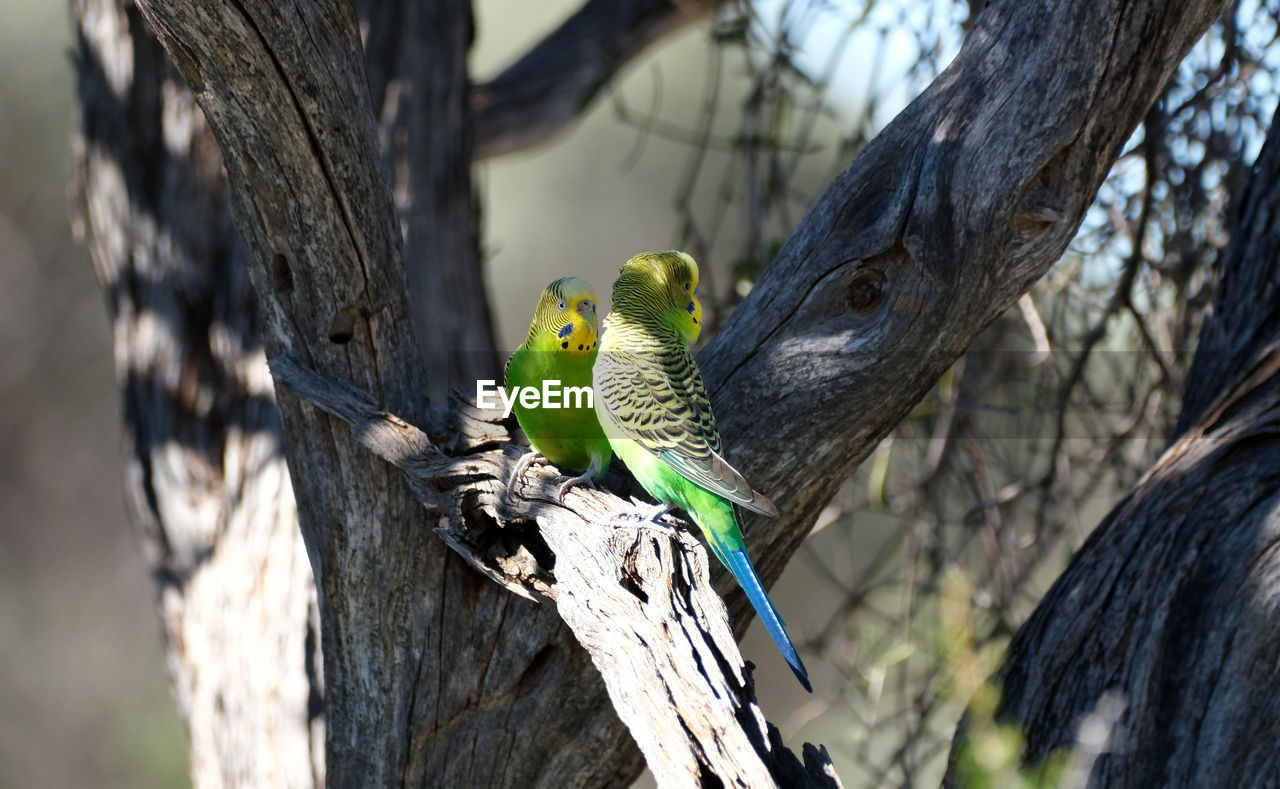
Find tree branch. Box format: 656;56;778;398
122;0;1232;784
1175;111;1280;437
268;355;841;788
358;0;500;405
129;2;481;786
693;0;1232;631
472;0;723;159
954;94;1280;789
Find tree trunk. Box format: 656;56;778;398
952;104;1280;788
73;0;724;784
359;0;498;409
71;3;320;786
74;0;1237;785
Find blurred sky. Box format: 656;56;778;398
0;1;907;785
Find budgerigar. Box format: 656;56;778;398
593;251;811;692
506;277;613;500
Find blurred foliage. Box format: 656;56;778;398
941;568;1068;789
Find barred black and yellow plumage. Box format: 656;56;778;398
594;250;810;692
595;253;778;516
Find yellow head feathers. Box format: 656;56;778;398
611;251;703;344
527;276;600;354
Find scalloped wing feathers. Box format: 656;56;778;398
594;331;778;517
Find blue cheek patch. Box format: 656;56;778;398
686;302;696;313
558;322;574;339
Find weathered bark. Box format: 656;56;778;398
127;1;646;786
73;0;712;784
695;0;1231;629
78;0;1236;785
269;356;842;788
71;3;320;787
360;0;498;408
959;105;1280;787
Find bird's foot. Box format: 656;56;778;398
556;472;599;502
615;500;678;537
507;450;548;496
634;500;672;526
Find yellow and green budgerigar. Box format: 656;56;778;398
506;277;613;501
593;251;811;692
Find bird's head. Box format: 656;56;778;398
612;251;703;344
531;276;599;355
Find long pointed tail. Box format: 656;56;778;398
720;546;812;693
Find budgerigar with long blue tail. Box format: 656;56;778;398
593;250;811;692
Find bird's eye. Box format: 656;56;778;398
684;282;690;291
557;300;567;311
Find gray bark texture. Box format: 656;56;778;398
958;104;1280;788
71;2;321;786
267;356;842;788
70;0;1246;785
358;0;497;410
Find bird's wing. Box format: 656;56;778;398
595;344;778;517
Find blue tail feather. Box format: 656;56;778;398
722;547;812;693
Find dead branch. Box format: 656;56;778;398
268;355;841;788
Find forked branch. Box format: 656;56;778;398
269;355;840;788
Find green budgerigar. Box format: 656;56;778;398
594;251;812;692
506;277;613;500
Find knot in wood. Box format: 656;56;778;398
847;269;886;315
